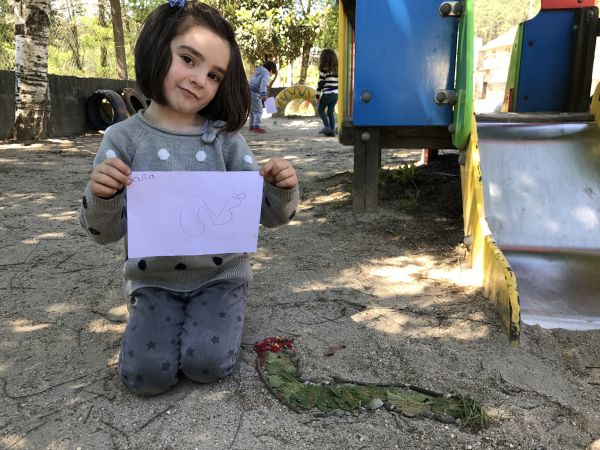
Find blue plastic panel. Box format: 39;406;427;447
353;0;457;126
516;10;575;112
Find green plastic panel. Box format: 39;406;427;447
503;24;524;112
452;0;474;150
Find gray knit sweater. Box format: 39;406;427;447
79;112;299;295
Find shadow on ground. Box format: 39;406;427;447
1;117;599;449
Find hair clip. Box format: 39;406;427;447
168;0;185;7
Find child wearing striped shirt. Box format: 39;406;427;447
315;49;338;137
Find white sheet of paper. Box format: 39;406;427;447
264;96;277;114
126;171;263;258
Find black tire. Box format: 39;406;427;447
121;87;148;115
86;89;129;131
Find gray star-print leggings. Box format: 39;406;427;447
117;279;247;395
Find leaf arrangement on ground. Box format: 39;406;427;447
256;351;488;431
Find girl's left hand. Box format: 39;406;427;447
260;157;298;189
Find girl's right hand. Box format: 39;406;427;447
90;158;132;199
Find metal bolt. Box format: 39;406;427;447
446;91;458;105
439;2;452;16
435;90;457;105
360;91;372;103
435;91;447;103
448;123;456;133
361;132;371;142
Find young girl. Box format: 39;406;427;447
79;1;299;395
315;49;339;137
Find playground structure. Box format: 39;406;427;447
273;85;319;117
338;0;600;343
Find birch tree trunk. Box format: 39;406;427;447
13;0;51;141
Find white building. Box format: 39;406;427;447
474;27;517;112
475;25;600;112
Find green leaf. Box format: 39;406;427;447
260;351;487;430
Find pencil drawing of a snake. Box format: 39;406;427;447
180;193;246;237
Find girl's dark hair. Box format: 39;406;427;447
263;61;277;75
135;1;249;132
318;48;338;76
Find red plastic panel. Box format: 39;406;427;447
541;0;594;9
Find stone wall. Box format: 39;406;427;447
0;71;288;140
0;70;138;139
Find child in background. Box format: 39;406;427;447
315;49;339;137
79;1;299;395
248;61;277;133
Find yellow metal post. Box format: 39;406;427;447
461;115;521;343
337;0;348;129
591;82;600;126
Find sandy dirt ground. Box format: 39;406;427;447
1;115;600;450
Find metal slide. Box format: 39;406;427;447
477;122;600;330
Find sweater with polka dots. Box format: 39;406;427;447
80;111;299;295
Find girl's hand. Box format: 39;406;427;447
90;158;132;198
260;157;298;189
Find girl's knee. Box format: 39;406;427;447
118;359;178;396
180;353;236;383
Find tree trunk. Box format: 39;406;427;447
297;0;313;85
13;0;52;141
298;42;311;85
67;23;83;71
98;0;108;68
109;0;127;79
66;0;83;71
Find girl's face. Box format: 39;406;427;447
162;25;231;118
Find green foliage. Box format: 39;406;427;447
122;0;163;26
380;162;417;186
379;163;421;208
314;0;337;50
474;0;540;44
0;0;14;70
262;351;488;430
46;0;147;78
213;0;324;68
6;0;597;79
